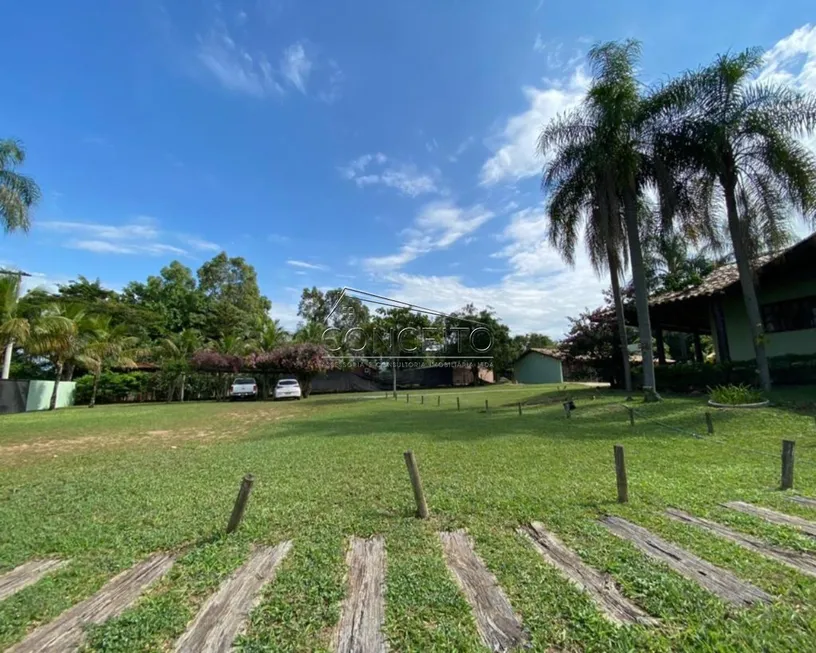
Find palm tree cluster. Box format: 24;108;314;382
540;41;816;394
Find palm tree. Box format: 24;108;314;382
0;275;29;379
539;135;634;393
541;40;670;398
78;316;142;408
258;318;289;351
294;321;325;344
156;328;202;402
26;304;90;410
1;139;41;233
655;49;816;390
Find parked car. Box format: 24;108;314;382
274;378;302;400
230;377;258;401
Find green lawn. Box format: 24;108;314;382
2;384;816;652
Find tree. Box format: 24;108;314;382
155;328;202;402
0;139;41;233
439;305;513;383
539;80;635;394
26;304;91;410
654;48;816;390
197;253;271;339
122;261;204;337
78;316;142;408
0;274;29;379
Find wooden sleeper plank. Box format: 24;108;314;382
9;553;175;653
0;559;68;603
723;501;816;537
600;515;770;607
439;530;528;652
789;496;816;509
333;536;387;653
174;541;292;653
666;508;816;578
519;522;657;626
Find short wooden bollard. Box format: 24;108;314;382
485;399;489;412
226;474;255;534
627;407;635;426
457;397;460;411
404;451;429;519
781;440;795;490
705;412;714;435
518;402;522;416
406;393;409;403
421;395;424;405
437;395;441;406
614;445;628;503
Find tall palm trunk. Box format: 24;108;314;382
49;361;64;410
180;373;186;402
622;190;659;399
89;370;100;408
2;341;14;379
722;177;772;391
607;246;632;393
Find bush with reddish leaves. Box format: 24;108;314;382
261;343;332;396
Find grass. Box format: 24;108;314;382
1;383;816;652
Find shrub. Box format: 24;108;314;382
74;371;153;405
708;383;765;405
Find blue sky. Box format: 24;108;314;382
1;1;814;336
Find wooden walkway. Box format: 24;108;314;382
724;502;816;537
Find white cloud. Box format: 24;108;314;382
448;136;475;163
287;259;328;271
281;42;312;93
533;34;548;53
196;24;283;97
184;237;221;252
340;153;442;197
317;59;344;104
269;302;300;331
758;24;816;153
38;218;212;258
69;240;188;256
375;203;606;337
39;219;159;241
363;201;494;271
480;66;589;185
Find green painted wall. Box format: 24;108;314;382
514;352;563;384
722;278;816;361
25;381;76;411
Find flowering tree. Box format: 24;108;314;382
190;350;243;373
262;343;331;397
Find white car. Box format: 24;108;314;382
274;378;302;400
229;377;258;401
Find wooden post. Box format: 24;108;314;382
563;402;571;418
437;395;441;406
705;412;714;435
404;451;429;519
781;440;795;490
226;474;255;534
518;402;522;416
421;395;424;405
655;328;667;365
406;393;409;403
457;397;460;411
614;445;628;503
627;406;634;426
485;399;489;413
693;331;704;363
